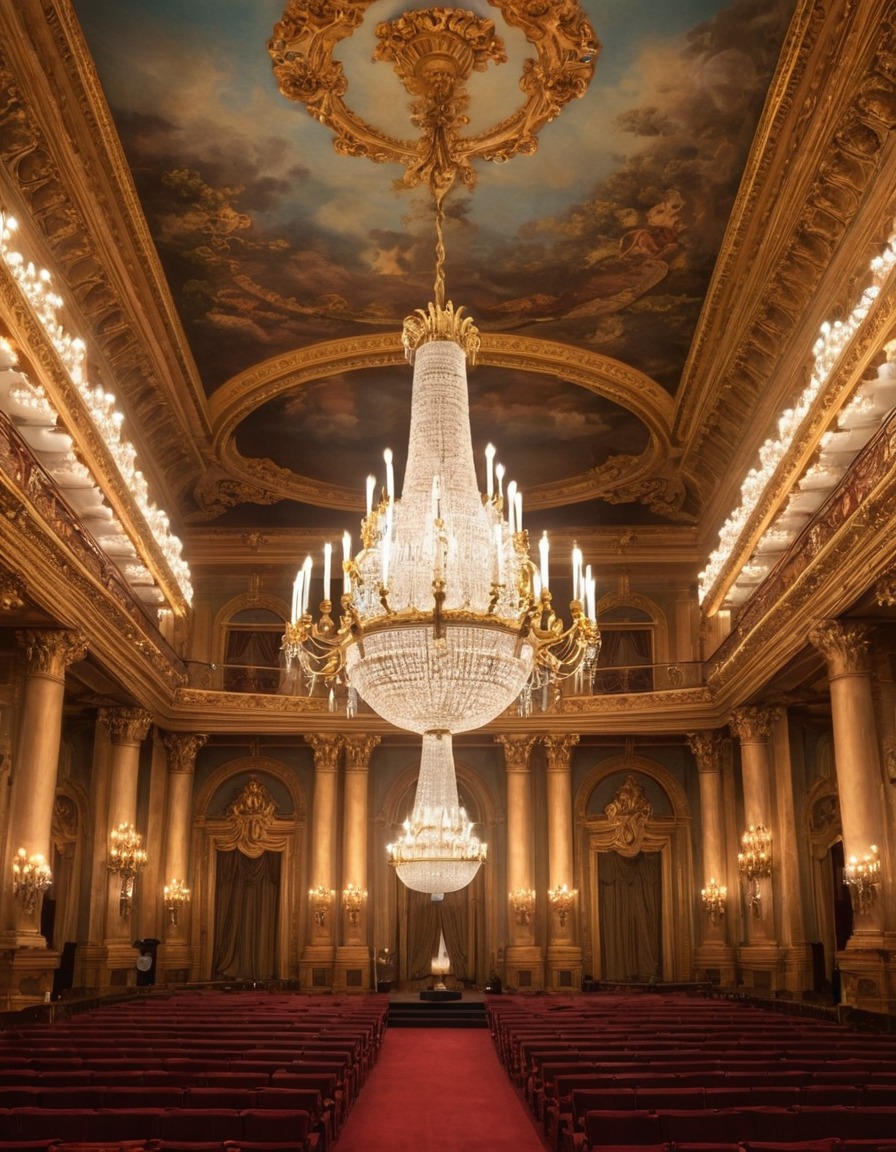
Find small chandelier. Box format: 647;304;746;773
343;883;367;925
509;887;536;926
12;848;52;915
163;878;190;926
548;883;577;927
387;731;486;901
107;822;147;918
701;877;727;925
309;883;334;927
843;844;880;914
737;823;772;915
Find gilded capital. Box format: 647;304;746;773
729;706;779;743
808;619;873;677
543;733;580;771
687;730;725;772
496;734;537;772
161;731;208;774
17;629;88;678
305;733;343;772
99;707;153;746
343;734;381;770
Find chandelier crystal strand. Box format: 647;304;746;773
386;730;487;899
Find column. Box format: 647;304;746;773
687;730;735;986
497;735;542;991
768;708;814;994
543;733;581;992
809;621;889;1008
729;706;782;989
301;734;342;991
100;707;153;981
0;630;86;1008
158;732;206;981
334;735;379;992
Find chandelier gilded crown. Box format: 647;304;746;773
271;3;601;734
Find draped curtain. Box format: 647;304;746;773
598;849;661;982
404;888;470;983
212;849;281;979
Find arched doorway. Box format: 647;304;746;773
806;778;851;995
576;756;694;982
192;760;306;983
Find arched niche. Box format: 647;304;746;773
191;755;307;982
575;754;693;982
210;592;290;693
805;775;847;984
594;591;672;693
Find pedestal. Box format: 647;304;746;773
0;947;60;1011
333;945;371;993
545;943;582;993
504;944;544;993
737;943;784;994
300;945;335;992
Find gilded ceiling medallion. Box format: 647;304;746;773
267;1;599;204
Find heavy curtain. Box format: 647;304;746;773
212;848;281;980
598;849;661;982
404;888;470;982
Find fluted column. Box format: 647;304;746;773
497;735;542;991
302;735;342;990
729;707;777;942
543;733;581;992
100;708;152;954
334;735;379;992
3;630;87;947
688;730;735;985
809;621;885;944
159;733;206;950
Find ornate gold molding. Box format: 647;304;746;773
543;732;579;771
305;733;343;772
99;706;153;746
17;628;87;678
496;733;537;772
729;706;780;743
161;731;208;775
687;729;725;773
808;619;874;677
343;734;381;770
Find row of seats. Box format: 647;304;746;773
0;991;388;1152
486;993;896;1152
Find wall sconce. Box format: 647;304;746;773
12;848;52;915
309;883;334;927
737;823;771;915
342;883;367;925
163;878;191;926
701;877;727;925
509;887;536;926
548;883;577;927
107;822;147;918
843;844;880;913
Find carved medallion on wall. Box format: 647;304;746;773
603;774;653;854
222;777;279;857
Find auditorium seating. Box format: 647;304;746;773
487;992;896;1152
0;991;387;1152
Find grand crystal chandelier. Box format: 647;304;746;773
273;2;601;734
386;731;486;899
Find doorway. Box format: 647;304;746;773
598;849;662;982
212;848;282;980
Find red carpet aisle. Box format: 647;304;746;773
334;1027;547;1152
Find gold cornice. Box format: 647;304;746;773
0;262;190;616
0;414;185;707
699;266;896;617
678;1;896;514
208;330;675;512
0;1;212;494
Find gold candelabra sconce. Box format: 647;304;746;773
843;844;880;914
509;887;536;926
107;822;147;919
737;823;772;916
309;883;335;927
12;848;52;915
342;883;367;925
163;878;190;926
700;877;727;925
548;883;577;928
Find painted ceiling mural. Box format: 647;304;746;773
71;0;795;526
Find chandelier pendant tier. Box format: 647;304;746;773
272;3;601;732
386;730;486;899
